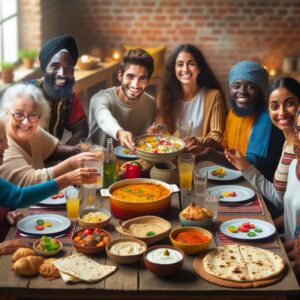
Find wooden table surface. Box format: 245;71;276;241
0;161;299;300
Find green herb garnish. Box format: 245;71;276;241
146;231;156;237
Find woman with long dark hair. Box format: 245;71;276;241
154;44;226;148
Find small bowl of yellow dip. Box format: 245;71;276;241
78;208;111;228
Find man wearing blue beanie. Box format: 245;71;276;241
222;61;284;182
27;35;88;147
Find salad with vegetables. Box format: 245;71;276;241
35;236;61;252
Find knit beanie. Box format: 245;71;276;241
228;61;269;101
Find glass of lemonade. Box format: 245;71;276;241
88;145;104;188
80;138;92;152
178;153;195;193
65;187;80;220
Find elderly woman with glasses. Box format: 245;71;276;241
0;83;98;187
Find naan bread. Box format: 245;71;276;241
203;245;251;281
203;245;285;282
239;245;285;281
53;253;116;283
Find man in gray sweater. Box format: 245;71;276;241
88;48;156;151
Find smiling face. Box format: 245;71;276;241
118;64;149;102
44;51;75;99
229;80;263;116
7;96;41;143
269;87;299;132
175;51;200;85
0;122;8;166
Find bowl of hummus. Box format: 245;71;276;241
78;208;111;228
106;238;147;264
144;245;184;277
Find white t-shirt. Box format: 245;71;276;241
175;88;205;136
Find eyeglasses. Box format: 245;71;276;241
9;111;41;123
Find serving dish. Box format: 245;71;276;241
143;245;184;277
108;178;172;220
72;228;111;254
78;208;111;228
115;215;171;246
134;134;185;162
106;238;147;264
169;227;212;255
201;165;242;181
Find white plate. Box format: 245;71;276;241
201;166;242;181
220;218;276;240
206;185;255;203
114;146;138;159
39;188;68;206
17;214;71;236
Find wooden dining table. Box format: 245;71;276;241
0;160;299;300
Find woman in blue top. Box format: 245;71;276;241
0;117;99;253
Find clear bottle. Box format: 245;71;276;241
103;138;117;188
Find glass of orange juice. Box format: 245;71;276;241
65;187;80;220
178;153;195;194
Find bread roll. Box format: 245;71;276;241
12;247;36;262
39;258;60;279
12;255;43;276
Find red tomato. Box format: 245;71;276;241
248;223;255;229
58;192;64;198
242;222;250;227
230;192;237;197
84;229;93;236
94;228;102;234
51;194;58;199
211;171;217;176
238;226;249;232
35;224;44;231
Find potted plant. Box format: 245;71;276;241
18;49;37;69
0;62;14;83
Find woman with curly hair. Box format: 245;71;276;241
154;44;226;148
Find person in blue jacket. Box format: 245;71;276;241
0;117;99;252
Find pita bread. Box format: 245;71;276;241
203;245;285;282
53;253;116;283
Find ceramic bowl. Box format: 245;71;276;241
143;245;184;277
33;237;62;256
134;134;185;163
78;208;111;229
169;227;212;255
115;215;171;246
72;228;111;254
106;238;147;265
108;178;172;220
179;214;212;229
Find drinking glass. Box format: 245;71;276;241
81;184;97;208
178;153;195;193
87;145;104;188
65;187;80;220
193;168;208;197
80;138;92;152
204;190;220;221
179;120;193;143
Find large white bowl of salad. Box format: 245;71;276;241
134;134;185;162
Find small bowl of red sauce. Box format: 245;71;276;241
169;227;212;255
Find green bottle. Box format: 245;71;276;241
103;138;116;188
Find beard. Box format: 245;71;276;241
43;74;75;100
121;83;143;101
229;94;265;117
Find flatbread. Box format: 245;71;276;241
53;253;117;283
239;245;285;281
203;245;285;282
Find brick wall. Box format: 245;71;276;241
20;0;300;90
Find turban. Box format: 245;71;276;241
228;61;269;101
39;35;78;72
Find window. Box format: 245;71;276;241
0;0;18;64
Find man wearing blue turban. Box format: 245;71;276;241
27;35;88;146
222;61;284;181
